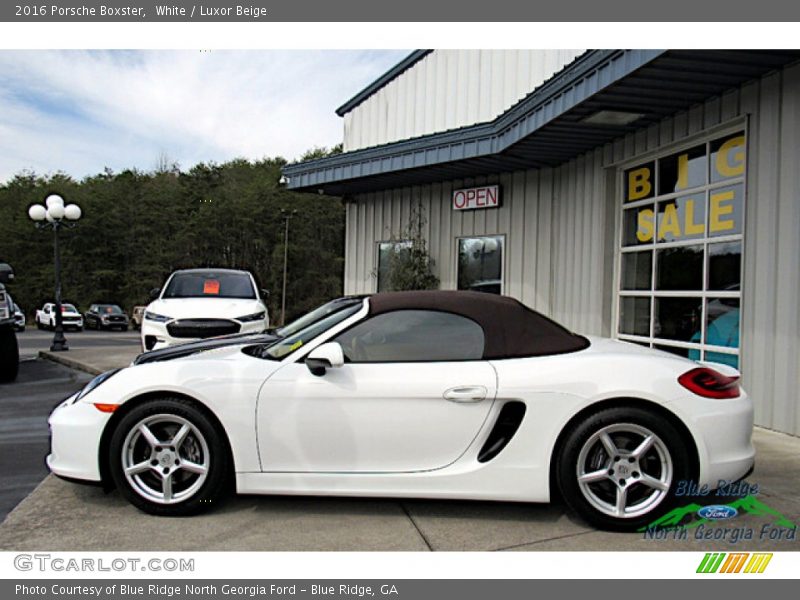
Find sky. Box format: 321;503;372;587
0;49;408;184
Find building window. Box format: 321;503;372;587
617;131;745;368
457;235;504;294
376;241;412;292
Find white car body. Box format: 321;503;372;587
141;269;268;351
13;303;25;331
48;292;754;529
35;302;83;330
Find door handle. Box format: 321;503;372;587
443;386;488;403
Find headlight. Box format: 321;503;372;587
0;306;7;320
237;311;266;322
144;310;171;323
74;368;121;402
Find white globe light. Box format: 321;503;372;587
48;203;65;220
28;204;47;221
45;194;65;209
64;204;82;221
45;210;55;222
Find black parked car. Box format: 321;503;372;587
84;304;129;331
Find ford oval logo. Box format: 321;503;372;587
698;505;738;520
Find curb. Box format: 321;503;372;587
38;350;103;376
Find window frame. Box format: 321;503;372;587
455;233;507;296
613;121;748;365
331;308;487;364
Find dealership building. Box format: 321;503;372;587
284;50;800;436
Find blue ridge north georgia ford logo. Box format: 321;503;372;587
697;505;739;520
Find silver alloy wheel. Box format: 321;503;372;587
121;414;210;505
576;422;673;519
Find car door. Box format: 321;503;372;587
257;309;497;473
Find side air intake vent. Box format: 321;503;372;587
477;401;526;463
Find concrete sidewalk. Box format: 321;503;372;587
40;347;139;375
11;344;799;551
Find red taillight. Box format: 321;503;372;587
678;367;740;399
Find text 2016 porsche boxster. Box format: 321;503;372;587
47;291;754;530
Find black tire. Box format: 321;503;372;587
122;325;129;332
0;326;19;383
556;406;691;531
36;319;43;330
108;397;232;516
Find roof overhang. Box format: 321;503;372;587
284;50;800;196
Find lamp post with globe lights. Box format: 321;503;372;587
28;194;82;352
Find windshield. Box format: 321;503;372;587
98;304;124;314
163;272;256;299
276;297;365;338
62;304;78;313
265;300;363;360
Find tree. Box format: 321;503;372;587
0;155;346;324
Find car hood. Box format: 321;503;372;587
147;297;266;320
133;331;279;365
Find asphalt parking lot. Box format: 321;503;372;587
0;360;91;520
0;334;798;551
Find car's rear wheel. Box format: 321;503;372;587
108;398;231;516
556;406;690;531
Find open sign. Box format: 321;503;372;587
452;185;500;211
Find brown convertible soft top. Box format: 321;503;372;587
368;290;589;359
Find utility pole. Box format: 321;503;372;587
280;209;298;326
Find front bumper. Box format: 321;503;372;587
47;395;110;482
141;319;266;351
99;318;129;328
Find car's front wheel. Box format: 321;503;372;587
556;406;691;531
108;398;231;516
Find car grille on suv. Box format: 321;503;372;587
167;319;240;339
106;315;126;323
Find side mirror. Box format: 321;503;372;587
260;288;270;299
149;287;161;300
306;342;345;377
0;263;14;284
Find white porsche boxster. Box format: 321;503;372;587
47;291;754;530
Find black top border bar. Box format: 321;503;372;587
4;0;800;22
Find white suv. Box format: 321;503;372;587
141;268;269;352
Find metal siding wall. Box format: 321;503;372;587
343;156;611;338
738;65;800;435
343;62;800;435
343;50;585;151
